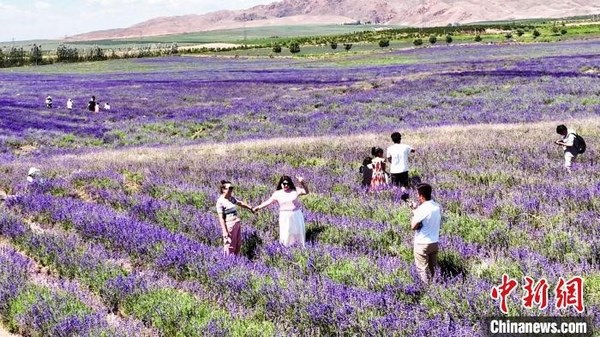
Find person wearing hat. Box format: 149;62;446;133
215;180;254;255
254;175;309;247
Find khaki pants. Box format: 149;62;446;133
564;152;576;172
414;242;439;283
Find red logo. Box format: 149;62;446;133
555;276;585;313
491;274;519;314
522;277;549;310
491;275;584;313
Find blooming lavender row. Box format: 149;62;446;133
0;211;276;336
0;243;144;337
23;138;593;292
5;193;469;335
2;40;600;156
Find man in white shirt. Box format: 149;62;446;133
387;132;415;188
410;183;441;283
554;124;578;173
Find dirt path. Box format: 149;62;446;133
0;325;18;337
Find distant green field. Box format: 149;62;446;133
0;24;398;51
1;17;599;59
113;24;400;45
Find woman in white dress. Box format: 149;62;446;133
254;175;309;247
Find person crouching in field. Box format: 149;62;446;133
554;124;578;173
359;157;373;189
254;176;309;247
216;180;254;256
410;183;441;283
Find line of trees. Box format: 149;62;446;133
0;43;179;68
0;19;577;68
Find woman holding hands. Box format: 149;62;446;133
254;175;309;247
216;180;254;256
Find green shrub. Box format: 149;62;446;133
289;42;300;54
123;288;223;337
378;39;390;48
7;285;91;335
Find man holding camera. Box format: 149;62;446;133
410;183;441;283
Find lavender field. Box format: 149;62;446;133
0;40;599;336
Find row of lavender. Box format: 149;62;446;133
0;243;148;336
0;119;598;335
1;40;600;157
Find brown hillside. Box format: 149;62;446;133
65;0;600;41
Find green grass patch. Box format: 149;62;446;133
7;284;91;335
123;288;222;336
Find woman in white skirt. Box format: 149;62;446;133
254;175;309;247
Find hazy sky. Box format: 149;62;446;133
0;0;276;42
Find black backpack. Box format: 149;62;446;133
571;133;586;154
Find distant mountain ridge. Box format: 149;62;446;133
66;0;600;41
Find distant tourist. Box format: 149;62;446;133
410;183;441;283
67;98;73;110
253;176;309;247
387;132;415;189
215;180;254;256
27;167;42;184
369;147;388;190
88;96;96;112
359;156;373;189
554;124;579;173
103;102;111;110
45;96;53;108
94;101;100;113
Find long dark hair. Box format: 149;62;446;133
371;147;383;157
276;175;296;190
219;180;232;193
